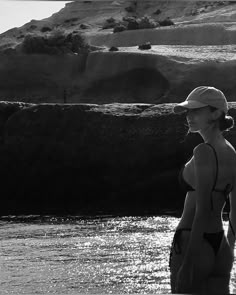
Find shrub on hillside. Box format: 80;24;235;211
103;17;118;29
113;24;127;33
154;9;161;15
121;15;159;31
113;15;160;33
17;34;25;39
138;16;159;29
64;17;79;24
80;23;90;29
122;16;136;27
21;30;90;54
29;25;37;30
41;26;52;32
125;6;135;13
127;18;139;30
106;17;116;24
158;17;175;26
67;33;89;53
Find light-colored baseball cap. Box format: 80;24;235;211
173;86;228;114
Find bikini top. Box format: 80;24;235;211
179;143;232;197
179;143;235;236
179;165;195;192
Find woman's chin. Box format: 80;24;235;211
188;126;198;133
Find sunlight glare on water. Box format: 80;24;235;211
0;215;235;294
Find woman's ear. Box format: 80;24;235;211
211;109;222;120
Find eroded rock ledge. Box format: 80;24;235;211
1;44;236;104
1;101;236;216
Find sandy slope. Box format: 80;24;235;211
114;45;236;62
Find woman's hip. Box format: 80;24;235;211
169;228;234;274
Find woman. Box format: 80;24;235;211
170;86;236;294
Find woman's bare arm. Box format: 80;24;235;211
227;187;236;251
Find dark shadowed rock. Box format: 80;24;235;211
154;9;161;15
109;46;119;51
138;42;152;50
1;102;236;216
158;17;175;26
0;101;34;141
80;23;91;29
85;50;236;104
82;67;169;103
0;46;236;104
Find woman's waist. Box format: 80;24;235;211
177;220;224;233
177;213;224;232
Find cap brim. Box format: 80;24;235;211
173;101;207;114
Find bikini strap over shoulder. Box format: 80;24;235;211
205;143;218;191
205;144;235;236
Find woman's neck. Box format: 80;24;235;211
199;126;224;145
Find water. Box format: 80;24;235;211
0;215;236;294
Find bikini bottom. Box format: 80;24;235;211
169;228;224;268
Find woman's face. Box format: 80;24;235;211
185;106;214;133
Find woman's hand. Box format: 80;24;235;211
175;262;194;293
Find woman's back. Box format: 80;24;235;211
178;139;236;232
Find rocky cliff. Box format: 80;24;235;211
0;101;236;215
1;44;235;104
0;1;236;104
1;1;236;216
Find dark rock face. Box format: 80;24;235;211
0;101;33;141
109;46;119;51
82;67;170;103
138;42;152;50
0;53;88;103
1;50;236;104
1;102;236;216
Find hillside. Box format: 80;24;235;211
1;1;236;104
1;0;236;51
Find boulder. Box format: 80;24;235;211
109;46;119;51
138;42;152;50
1;101;236;216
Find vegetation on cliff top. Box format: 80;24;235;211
21;29;90;55
103;15;174;33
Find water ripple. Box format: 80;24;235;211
0;215;234;294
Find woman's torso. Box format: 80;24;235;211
177;139;236;233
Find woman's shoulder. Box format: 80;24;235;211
193;141;236;163
193;141;236;154
192;143;216;166
193;143;215;157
